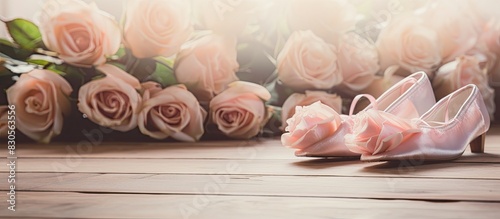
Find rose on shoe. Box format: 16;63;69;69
345;109;420;156
281;101;343;151
281;91;342;130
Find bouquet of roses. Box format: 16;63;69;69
0;0;498;143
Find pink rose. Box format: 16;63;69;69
345;109;420;155
174;34;239;102
433;56;495;118
281;91;342;130
6;70;72;143
277;30;341;90
471;19;500;84
479;20;500;54
377;16;442;76
38;0;120;67
338;33;380;91
281;101;343;150
123;0;192;58
287;0;358;43
138;82;207;141
210;81;271;139
0;106;8;138
422;2;480;63
78;64;141;131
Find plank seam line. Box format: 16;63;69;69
6;190;500;203
5;172;500;181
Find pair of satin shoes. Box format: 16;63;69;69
281;71;490;162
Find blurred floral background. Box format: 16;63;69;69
1;0;500;143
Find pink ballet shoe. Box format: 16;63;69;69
347;84;490;162
282;71;436;157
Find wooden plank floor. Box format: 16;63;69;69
1;126;500;218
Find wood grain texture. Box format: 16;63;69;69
2;158;500;180
1;192;500;219
5;126;500;162
1;126;499;218
6;172;500;202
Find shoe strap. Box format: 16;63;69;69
444;93;455;122
417;89;458;127
349;94;378;116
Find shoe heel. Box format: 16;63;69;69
470;134;486;153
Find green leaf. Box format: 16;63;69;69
132;59;155;81
109;46;126;61
0;39;33;60
235;41;276;84
46;64;66;75
266;79;294;106
125;57;159;81
46;63;86;89
90;72;106;81
261;105;283;137
147;62;177;87
26;59;50;67
107;61;126;71
154;56;175;68
6;18;45;50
